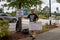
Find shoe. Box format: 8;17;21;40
29;35;32;37
32;37;35;40
29;34;33;37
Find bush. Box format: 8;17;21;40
42;23;51;32
39;14;47;19
52;23;57;26
41;23;58;32
0;20;10;38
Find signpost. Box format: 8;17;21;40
23;8;28;17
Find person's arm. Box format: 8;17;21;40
34;14;38;23
27;14;30;18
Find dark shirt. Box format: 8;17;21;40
27;14;38;22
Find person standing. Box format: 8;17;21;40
27;9;38;40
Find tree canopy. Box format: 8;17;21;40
0;8;3;13
7;0;42;8
56;0;60;3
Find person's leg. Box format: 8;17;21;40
32;30;37;38
29;30;37;40
29;31;33;37
31;30;37;40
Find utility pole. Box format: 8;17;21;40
49;0;51;25
56;7;59;14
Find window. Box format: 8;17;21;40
0;14;8;16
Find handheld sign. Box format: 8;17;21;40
29;21;42;30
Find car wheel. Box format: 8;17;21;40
12;19;17;23
0;18;3;20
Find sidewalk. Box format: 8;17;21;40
20;27;60;40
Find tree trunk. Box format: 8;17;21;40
18;17;22;32
18;3;22;32
16;3;22;32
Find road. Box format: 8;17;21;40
9;18;60;31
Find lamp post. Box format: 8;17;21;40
49;0;51;25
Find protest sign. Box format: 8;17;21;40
29;21;42;30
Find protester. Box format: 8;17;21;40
27;9;38;40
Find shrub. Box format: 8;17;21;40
42;23;51;32
39;14;47;19
0;20;10;38
52;23;57;26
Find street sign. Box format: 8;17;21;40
23;8;28;17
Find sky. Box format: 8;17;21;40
0;0;15;13
0;0;60;13
42;0;60;13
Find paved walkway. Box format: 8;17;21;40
20;27;60;40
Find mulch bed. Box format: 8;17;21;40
4;31;29;40
1;25;58;40
9;25;58;40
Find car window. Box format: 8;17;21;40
0;14;8;16
0;14;12;17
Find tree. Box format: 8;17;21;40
56;0;60;3
41;6;49;13
41;6;49;18
39;5;41;12
1;4;8;13
0;8;3;13
6;11;16;16
7;0;42;32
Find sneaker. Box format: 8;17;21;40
29;34;33;37
30;35;32;37
32;37;35;40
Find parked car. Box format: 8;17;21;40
0;14;18;23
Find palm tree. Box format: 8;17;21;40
0;8;3;13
